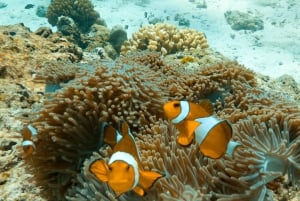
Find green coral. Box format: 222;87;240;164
46;0;100;32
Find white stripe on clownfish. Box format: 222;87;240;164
27;125;37;136
194;115;223;144
21;140;36;150
171;101;190;124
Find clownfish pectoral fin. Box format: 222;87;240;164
138;170;164;191
89;159;109;182
102;123;122;148
133;186;145;196
177;120;200;146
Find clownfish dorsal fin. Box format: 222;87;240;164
102;122;122;148
197;99;214;115
176;120;200;146
120;120;130;137
138;169;164;190
89;159;109;182
186;100;214;120
113;121;140;161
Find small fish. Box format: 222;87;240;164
22;125;38;156
163;100;240;159
90;121;164;197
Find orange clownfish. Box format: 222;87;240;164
89;121;164;197
22;124;38;156
163;100;240;159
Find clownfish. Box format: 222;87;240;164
89;121;164;197
21;124;38;156
163;100;240;159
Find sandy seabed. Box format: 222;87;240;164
0;0;299;82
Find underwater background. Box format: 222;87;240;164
0;0;300;200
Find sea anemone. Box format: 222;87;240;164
22;62;166;199
21;49;300;200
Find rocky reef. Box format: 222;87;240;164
224;10;264;31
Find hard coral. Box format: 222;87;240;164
121;23;208;55
46;0;100;32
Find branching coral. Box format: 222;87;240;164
46;0;100;32
120;23;208;55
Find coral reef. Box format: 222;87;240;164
0;78;44;201
1;22;300;201
109;25;128;54
0;24;82;80
22;60;166;199
21;50;300;200
46;0;100;32
36;5;47;18
120;23;208;55
56;16;87;48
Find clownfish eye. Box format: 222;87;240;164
108;166;112;171
126;165;130;171
173;103;180;108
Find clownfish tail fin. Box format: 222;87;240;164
139;170;164;190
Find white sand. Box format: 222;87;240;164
0;0;299;83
